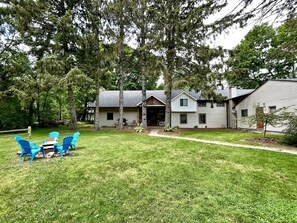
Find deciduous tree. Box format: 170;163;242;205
227;21;297;88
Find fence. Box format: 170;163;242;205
0;126;32;138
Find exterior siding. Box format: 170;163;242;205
236;81;297;131
89;87;297;130
96;108;139;127
171;102;227;128
227;100;239;129
197;102;227;128
171;93;197;112
171;112;199;128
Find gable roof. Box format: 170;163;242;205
88;90;166;108
136;94;166;106
171;91;197;101
270;79;297;83
235;79;297;108
88;89;255;108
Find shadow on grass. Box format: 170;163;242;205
72;146;86;150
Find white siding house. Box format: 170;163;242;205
88;89;253;129
98;108;139;127
171;92;197;112
171;92;198;128
87;79;296;132
236;80;297;132
197;102;227;128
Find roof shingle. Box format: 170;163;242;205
88;89;254;108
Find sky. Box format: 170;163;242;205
155;0;283;85
207;0;282;50
210;26;252;50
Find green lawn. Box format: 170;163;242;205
173;129;296;149
1;127;297;222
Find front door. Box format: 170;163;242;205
256;107;264;129
147;107;165;126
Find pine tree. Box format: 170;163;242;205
107;0;133;129
78;0;110;130
150;0;232;127
6;0;92;130
132;0;152;129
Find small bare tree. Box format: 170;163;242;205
246;106;292;138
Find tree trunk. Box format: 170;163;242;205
37;100;41;127
119;66;124;129
68;80;78;130
164;2;176;128
164;73;172;127
164;41;175;127
59;105;62;121
83;95;88;122
58;95;62;121
141;71;147;129
95;80;100;130
140;11;147;129
42;91;49;119
28;99;34;126
264;122;267;138
118;0;124;129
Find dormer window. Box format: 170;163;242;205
180;98;188;106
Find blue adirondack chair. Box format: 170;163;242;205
18;139;45;163
71;132;80;150
49;131;59;142
15;135;38;157
54;136;73;157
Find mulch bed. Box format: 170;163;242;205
112;128;151;134
245;137;281;145
158;128;233;135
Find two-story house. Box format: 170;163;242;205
87;89;253;128
87;80;297;132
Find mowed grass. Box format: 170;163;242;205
173;129;295;149
0;127;297;222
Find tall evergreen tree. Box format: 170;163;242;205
78;0;110;130
149;0;233;127
131;0;154;129
233;0;297;22
5;0;92;130
107;0;133;129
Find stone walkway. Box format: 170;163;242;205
148;129;297;155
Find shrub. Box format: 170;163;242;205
283;116;297;146
163;126;174;132
134;126;144;133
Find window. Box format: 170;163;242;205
216;102;225;107
180;98;188;106
199;113;206;124
269;106;276;113
241;109;248;117
198;101;207;107
180;114;187;124
107;113;113;120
